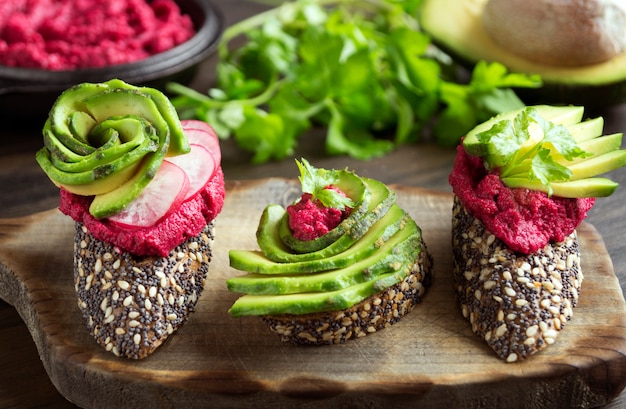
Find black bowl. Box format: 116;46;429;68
0;0;223;124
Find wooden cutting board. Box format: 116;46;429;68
1;179;625;409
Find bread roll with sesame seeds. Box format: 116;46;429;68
73;221;215;360
261;244;433;345
451;196;584;363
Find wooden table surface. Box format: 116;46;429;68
1;1;626;408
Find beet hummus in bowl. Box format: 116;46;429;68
0;0;223;121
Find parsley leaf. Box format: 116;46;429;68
167;0;542;163
296;158;355;210
476;107;590;195
433;61;542;147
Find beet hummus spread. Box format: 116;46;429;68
449;145;595;254
288;188;350;241
59;168;225;257
0;0;195;70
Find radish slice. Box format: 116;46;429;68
108;161;189;228
165;143;216;201
181;119;213;132
181;120;222;164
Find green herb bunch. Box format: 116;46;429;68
168;0;542;163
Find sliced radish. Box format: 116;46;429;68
108;161;189;228
165;143;216;201
181;120;222;164
181;119;213;132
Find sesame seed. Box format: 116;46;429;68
94;258;103;273
506;353;518;363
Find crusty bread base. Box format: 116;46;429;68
73;221;215;359
451;196;584;362
261;243;433;345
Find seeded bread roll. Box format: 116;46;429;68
261;244;433;345
73;221;215;359
451;196;583;362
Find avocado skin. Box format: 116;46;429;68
419;0;626;107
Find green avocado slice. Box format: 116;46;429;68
229;204;409;274
46;82;108;155
81;89;170;218
462;105;626;197
228;258;419;317
278;169;371;253
102;79;189;155
227;216;421;295
48;116;158;174
257;178;395;263
462;105;584;157
502;177;619;198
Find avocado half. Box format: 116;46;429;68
419;0;626;107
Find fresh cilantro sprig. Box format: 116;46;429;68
476;108;590;194
296;158;355;210
167;0;541;163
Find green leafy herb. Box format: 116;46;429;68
167;0;542;163
296;158;355;210
476;108;590;195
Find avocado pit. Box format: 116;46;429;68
482;0;626;66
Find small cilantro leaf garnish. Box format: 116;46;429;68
296;158;355;210
475;107;591;195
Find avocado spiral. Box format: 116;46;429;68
35;79;189;218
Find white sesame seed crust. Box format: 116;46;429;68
73;221;215;359
451;196;583;362
261;242;433;345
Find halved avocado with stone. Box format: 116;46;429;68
419;0;626;106
257;178;395;263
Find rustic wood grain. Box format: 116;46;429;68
0;179;625;409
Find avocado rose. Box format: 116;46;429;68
35;78;190;218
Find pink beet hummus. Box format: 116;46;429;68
0;0;194;70
59;167;225;257
287;188;350;241
449;145;595;254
